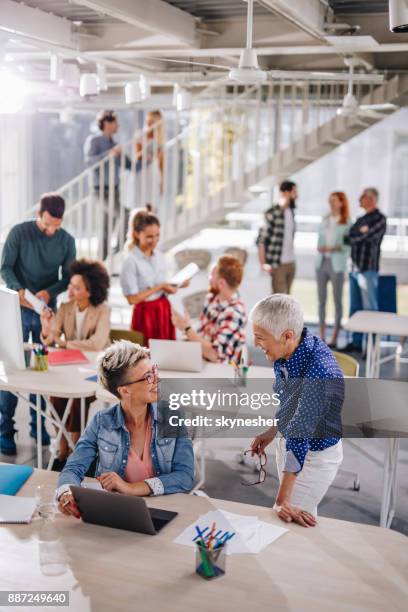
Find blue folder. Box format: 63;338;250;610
0;464;34;495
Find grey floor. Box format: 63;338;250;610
2;234;407;535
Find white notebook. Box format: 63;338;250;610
169;263;200;287
0;494;37;524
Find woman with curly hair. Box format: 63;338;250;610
40;258;111;462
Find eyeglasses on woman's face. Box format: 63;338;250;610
241;449;267;486
120;363;158;387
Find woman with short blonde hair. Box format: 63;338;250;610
56;340;194;518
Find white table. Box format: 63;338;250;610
0;355;99;470
344;311;408;378
96;361;274;491
344;310;408;528
0;354;273;475
1;467;407;612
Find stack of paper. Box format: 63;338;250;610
0;494;37;524
173;509;288;554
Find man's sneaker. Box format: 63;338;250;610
0;433;17;456
29;428;51;447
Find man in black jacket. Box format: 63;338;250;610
341;187;387;353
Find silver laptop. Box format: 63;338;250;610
149;339;203;372
71;486;178;535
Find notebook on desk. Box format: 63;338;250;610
0;464;33;495
0;494;37;524
48;349;89;366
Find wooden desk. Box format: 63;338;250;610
1;468;407;612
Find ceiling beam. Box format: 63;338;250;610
71;0;198;47
0;0;74;48
3;34;175;81
84;43;408;59
259;0;330;41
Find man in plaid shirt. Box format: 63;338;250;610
172;255;246;363
256;180;298;294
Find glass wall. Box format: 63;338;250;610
293;108;408;219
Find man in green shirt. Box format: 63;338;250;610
0;193;76;455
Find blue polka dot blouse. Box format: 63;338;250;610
274;327;344;473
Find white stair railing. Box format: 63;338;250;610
1;77;402;267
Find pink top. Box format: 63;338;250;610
124;415;155;483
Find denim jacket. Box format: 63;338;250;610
56;402;195;499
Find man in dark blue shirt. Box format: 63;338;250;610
84;110;133;260
341;187;386;353
0;194;76;455
249;294;344;528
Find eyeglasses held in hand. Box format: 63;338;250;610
241;449;267;486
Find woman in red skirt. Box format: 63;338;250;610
120;209;179;345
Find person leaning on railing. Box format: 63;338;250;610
84;109;133;260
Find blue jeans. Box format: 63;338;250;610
349;271;379;348
0;307;46;438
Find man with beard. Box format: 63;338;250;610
257;180;298;294
172;255;246;363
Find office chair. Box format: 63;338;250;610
332;350;361;491
110;328;144;346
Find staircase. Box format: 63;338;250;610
2;75;407;268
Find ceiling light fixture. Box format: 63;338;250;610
124;75;150;104
79;73;99;97
173;84;192;111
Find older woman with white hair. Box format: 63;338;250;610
55;340;194;518
249;294;344;528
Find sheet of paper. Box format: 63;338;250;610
0;494;37;524
169;263;200;286
24;289;47;315
173;509;287;555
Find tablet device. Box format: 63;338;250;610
70;486;178;535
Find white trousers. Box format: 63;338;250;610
275;437;343;516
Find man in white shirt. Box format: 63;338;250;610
256;180;297;294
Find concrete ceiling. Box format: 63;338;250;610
1;0;408;108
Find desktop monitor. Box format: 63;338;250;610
0;287;25;370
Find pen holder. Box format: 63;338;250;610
34;354;48;372
195;542;226;580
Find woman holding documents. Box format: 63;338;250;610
40;258;111;462
249;294;344;528
56;341;194;517
120;209;185;346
